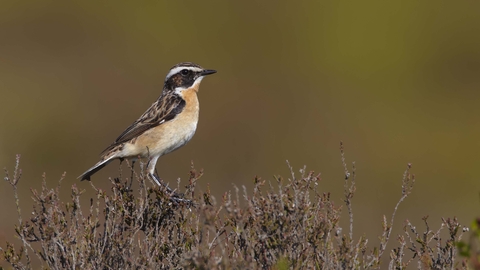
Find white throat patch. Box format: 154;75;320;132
174;76;204;95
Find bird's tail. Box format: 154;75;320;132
78;158;113;181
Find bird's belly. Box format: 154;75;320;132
122;113;198;158
146;120;198;156
120;89;200;160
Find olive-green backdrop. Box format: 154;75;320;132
1;0;479;266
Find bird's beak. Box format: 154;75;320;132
201;69;217;76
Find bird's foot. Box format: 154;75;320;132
149;173;194;206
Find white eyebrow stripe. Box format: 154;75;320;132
165;66;203;81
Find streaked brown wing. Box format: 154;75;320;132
100;93;185;156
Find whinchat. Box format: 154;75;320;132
78;62;216;191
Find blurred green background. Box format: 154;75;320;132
1;0;480;264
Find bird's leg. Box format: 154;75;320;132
146;156;191;205
148;173;193;205
128;160;135;189
146;155;174;192
146;155;161;185
148;173;175;194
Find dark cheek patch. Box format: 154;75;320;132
173;75;184;87
166;73;196;90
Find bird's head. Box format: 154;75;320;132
164;62;216;94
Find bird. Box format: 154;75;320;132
78;62;216;192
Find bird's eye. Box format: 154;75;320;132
181;69;190;76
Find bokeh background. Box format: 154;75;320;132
1;0;480;266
